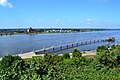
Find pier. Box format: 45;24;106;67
34;37;114;54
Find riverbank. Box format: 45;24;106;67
0;31;95;36
0;50;96;61
17;50;96;59
1;28;109;36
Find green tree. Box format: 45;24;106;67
96;45;120;67
72;49;82;58
0;55;22;70
97;45;109;52
62;52;70;59
44;53;52;59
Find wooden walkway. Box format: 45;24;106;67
35;38;108;54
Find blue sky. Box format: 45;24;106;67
0;0;120;29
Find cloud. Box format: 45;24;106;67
86;22;91;24
56;19;60;22
68;20;72;23
0;0;13;8
86;18;92;22
55;19;61;24
37;19;42;22
90;0;109;3
105;19;111;22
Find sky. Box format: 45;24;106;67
0;0;120;29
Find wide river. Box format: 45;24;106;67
0;30;120;57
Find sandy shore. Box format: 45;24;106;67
82;50;96;56
0;50;96;60
17;51;44;59
17;50;96;59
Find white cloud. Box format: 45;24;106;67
56;19;60;22
0;0;13;8
105;19;111;22
38;20;42;22
55;19;61;24
68;20;72;23
36;19;42;23
86;18;92;22
90;0;109;3
86;22;91;24
55;21;58;24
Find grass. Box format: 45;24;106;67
32;56;43;59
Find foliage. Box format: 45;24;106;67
43;53;52;60
51;54;62;65
52;54;59;60
0;55;22;70
1;45;120;80
72;49;82;58
97;45;109;52
32;56;43;60
96;45;120;67
62;52;70;59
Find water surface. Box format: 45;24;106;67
0;30;120;57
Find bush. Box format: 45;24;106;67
97;45;109;52
44;53;52;60
62;53;70;59
72;49;82;58
52;54;61;64
0;55;22;69
96;45;120;67
52;54;59;59
32;56;43;60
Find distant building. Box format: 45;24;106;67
27;27;35;33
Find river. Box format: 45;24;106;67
0;30;120;57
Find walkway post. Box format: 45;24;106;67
90;40;91;44
72;43;74;48
81;42;83;45
77;42;78;46
85;40;87;44
67;44;69;49
44;46;46;53
60;45;62;50
53;46;55;52
98;39;99;42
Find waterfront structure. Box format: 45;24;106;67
34;37;115;54
107;36;115;42
27;27;36;33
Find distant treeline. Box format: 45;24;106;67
0;28;119;31
0;28;119;36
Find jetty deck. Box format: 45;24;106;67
34;38;111;54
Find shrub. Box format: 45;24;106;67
0;55;22;69
52;54;58;59
32;56;43;60
97;45;109;52
52;54;61;64
44;53;52;60
72;49;82;58
62;53;70;59
96;45;120;67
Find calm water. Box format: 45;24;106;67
0;30;120;57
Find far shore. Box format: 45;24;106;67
0;31;94;36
